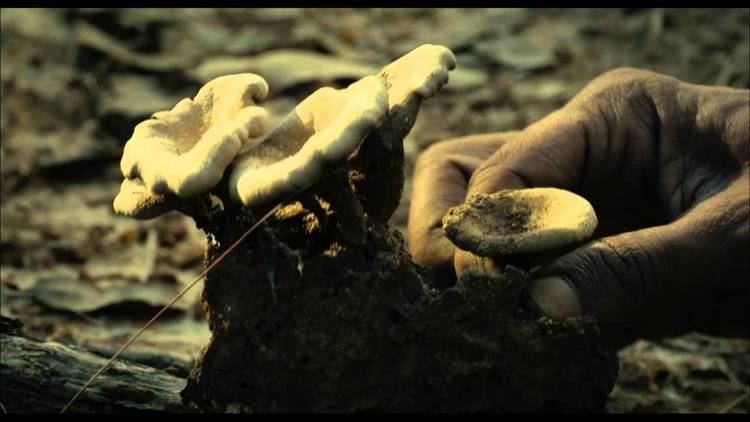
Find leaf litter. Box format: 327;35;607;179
0;8;747;413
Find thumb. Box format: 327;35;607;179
524;225;680;349
524;171;749;349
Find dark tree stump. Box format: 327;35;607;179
180;196;619;413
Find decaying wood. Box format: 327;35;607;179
0;325;186;413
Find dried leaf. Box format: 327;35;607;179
475;36;558;71
82;229;159;283
1;122;119;179
190;49;377;92
0;9;70;44
29;276;195;316
99;75;187;118
446;67;488;92
389;9;528;57
74;21;194;72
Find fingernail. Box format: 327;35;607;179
526;276;582;319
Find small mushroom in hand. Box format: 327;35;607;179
442;188;598;275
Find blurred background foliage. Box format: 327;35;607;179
0;8;748;413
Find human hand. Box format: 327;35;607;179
408;68;749;348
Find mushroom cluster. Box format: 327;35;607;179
113;74;270;219
113;44;456;220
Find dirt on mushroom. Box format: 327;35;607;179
443;188;598;258
450;193;538;235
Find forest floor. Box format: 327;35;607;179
1;8;748;413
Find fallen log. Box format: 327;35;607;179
0;317;187;414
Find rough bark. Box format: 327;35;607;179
0;317;186;414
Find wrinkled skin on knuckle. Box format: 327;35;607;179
659;86;747;217
413;141;450;172
546;238;657;346
567;240;641;315
697;170;750;336
585;67;677;96
570;68;747;226
465;158;509;195
572;67;676;129
679;168;750;286
598;232;676;321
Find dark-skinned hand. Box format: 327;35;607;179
408;68;749;349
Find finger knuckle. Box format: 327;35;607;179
408;234;448;270
588;68;677;101
558;237;662;319
595;237;663;307
418;139;463;162
414;140;466;175
599;67;649;83
466;161;501;191
409;242;433;267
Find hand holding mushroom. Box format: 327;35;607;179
409;68;749;348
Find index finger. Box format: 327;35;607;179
408;133;515;276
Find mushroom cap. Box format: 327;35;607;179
378;44;456;108
442;188;598;257
114;73;270;218
114;46;457;218
113;178;182;220
228;44;457;212
229;75;389;207
349;44;456;222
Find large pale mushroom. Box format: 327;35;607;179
114;44;456;223
113;73;270;219
350;44;456;222
227;75;389;208
229;44;456;220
